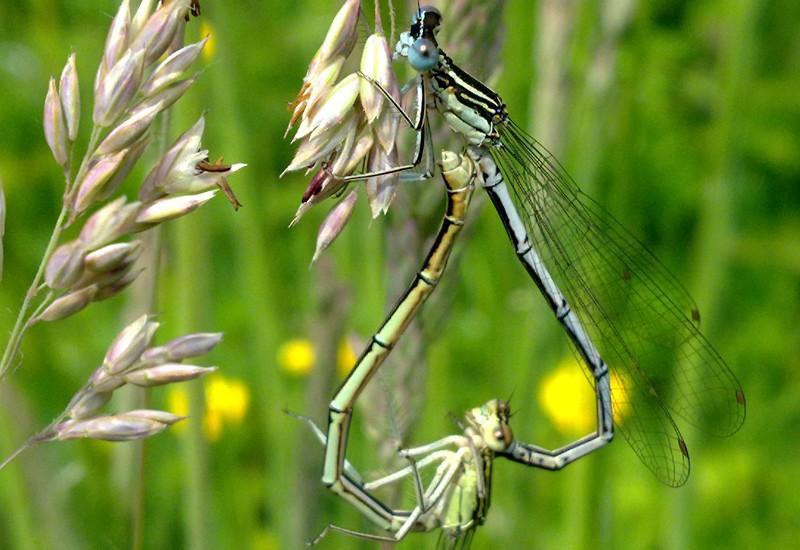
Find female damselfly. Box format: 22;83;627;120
321;5;745;490
292;398;515;547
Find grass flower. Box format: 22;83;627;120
283;1;405;260
286;0;360;133
312;190;358;264
0;317;221;470
139;116;246;203
0;0;245;380
44;77;69;167
59;53;80;141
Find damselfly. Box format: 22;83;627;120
291;398;515;547
312;150;616;547
330;5;745;488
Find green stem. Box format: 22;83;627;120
0;124;104;381
0;204;67;380
0;438;36;472
0;394;38;550
75;127;102;181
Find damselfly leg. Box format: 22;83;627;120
338;76;434;183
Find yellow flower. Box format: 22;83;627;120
278;338;316;376
337;338;357;378
538;357;630;435
539;358;595;435
166;375;250;442
167;386;189;418
206;375;249;423
199;20;216;61
609;371;630;425
204;411;223;442
205;374;250;442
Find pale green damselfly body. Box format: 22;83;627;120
331;6;746;488
292;399;513;547
320;149;475;537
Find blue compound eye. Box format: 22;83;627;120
408;38;439;71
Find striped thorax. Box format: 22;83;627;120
428;53;507;146
396;6;507;146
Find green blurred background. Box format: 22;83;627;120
1;0;798;548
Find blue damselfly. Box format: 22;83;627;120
320;5;745;495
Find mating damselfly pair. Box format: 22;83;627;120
284;2;746;545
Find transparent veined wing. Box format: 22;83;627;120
490;120;746;486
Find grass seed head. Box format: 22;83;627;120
35;285;98;323
84;241;142;273
103;0;131;71
93;48;145;127
103;315;159;375
135;189;217;225
123;364;217;387
44;78;69;166
45;242;87;290
73;150;129;213
59;53;80;141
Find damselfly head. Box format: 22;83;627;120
466;399;514;453
394;5;441;72
410;6;442;39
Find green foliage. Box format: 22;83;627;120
0;0;798;548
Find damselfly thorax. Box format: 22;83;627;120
426;52;507;146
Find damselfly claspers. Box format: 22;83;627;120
326;5;746;490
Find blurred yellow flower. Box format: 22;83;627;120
166;374;250;442
538;357;630;435
199;20;216;61
205;374;250;442
167;385;189;419
337;338;357;378
539;358;595;435
278;338;316;376
204;410;223;442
